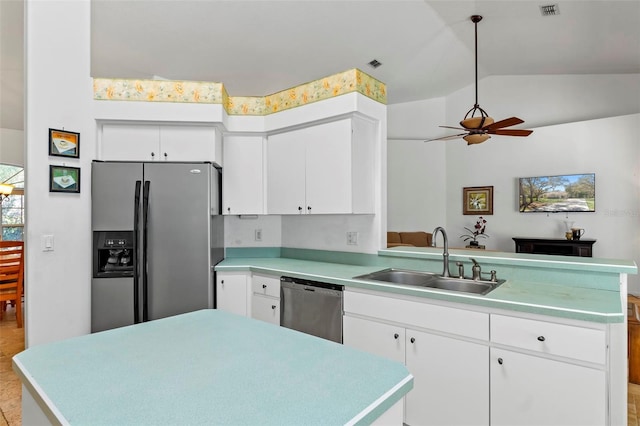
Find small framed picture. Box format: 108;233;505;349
50;165;80;193
463;186;493;215
49;128;80;158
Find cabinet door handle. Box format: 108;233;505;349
271;305;276;310
221;280;224;286
498;358;503;365
262;284;267;289
227;207;231;213
298;206;303;213
537;336;546;342
393;333;399;339
163;152;168;159
410;337;416;344
307;206;312;212
151;152;155;158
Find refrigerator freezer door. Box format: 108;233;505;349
91;162;142;332
143;163;213;320
92;162;143;230
91;277;135;332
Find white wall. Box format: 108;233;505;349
24;0;94;346
387;73;640;291
0;128;24;166
445;74;640;130
387;98;447;232
225;215;282;247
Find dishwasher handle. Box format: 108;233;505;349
280;277;343;296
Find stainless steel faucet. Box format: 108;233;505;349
470;258;481;280
432;226;451;277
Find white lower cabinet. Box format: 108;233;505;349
343;291;489;426
490;314;607;426
405;329;488;426
250;274;280;325
490;348;605;426
216;272;281;325
343;316;488;426
344;290;611;426
251;296;280;325
216;272;249;316
343;315;405;363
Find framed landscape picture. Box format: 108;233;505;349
463;186;493;215
49;128;80;158
49;165;80;193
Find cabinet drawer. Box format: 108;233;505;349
343;316;405;363
344;291;488;340
491;314;605;364
251;274;280;298
252;295;280;325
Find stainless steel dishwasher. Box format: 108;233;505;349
280;276;344;343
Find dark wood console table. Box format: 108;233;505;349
513;237;596;257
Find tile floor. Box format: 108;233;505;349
1;307;640;426
0;305;23;426
630;383;640;426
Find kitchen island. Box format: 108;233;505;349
13;310;412;425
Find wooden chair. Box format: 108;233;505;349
0;241;24;328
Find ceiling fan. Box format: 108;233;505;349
427;15;533;145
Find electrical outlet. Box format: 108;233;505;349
255;229;262;242
347;231;358;245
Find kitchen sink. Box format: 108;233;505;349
354;268;437;286
353;268;504;295
425;276;502;295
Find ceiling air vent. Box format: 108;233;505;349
367;59;382;69
539;4;560;16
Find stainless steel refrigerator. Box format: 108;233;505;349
91;161;224;332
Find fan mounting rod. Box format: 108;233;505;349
462;14;491;129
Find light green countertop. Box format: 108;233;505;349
13;310;412;425
216;252;632;323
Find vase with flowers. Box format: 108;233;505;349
460;216;489;247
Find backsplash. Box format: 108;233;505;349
93;68;386;115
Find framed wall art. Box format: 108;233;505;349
463;186;493;215
50;165;80;193
49;128;80;158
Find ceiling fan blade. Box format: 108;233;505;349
440;125;467;131
425;132;468;142
483;117;524;131
490;129;533;137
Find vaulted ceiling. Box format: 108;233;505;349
2;1;639;131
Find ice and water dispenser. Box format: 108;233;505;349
93;231;134;278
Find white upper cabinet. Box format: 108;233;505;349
222;135;265;215
266;116;376;214
266;129;306;214
100;123;221;163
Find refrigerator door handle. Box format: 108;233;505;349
142;180;151;322
133;180;142;324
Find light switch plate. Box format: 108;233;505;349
42;234;54;251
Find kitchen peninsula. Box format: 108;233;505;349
13;310;412;425
216;246;636;426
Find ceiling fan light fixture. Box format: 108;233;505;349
461;115;494;130
427;14;532;144
463;134;490;145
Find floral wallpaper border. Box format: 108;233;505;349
93;68;386;116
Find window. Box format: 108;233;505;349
0;165;24;241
